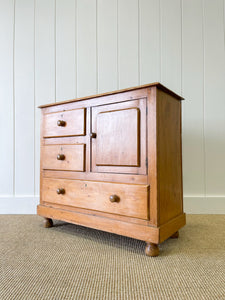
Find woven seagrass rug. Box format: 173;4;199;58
0;214;224;300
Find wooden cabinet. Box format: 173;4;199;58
37;83;186;256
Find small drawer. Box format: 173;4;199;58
42;178;149;220
42;144;85;172
43;108;86;137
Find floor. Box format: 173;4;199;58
0;214;224;300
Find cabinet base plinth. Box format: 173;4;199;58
37;205;186;256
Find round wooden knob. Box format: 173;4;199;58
56;188;65;195
57;120;66;127
90;132;97;138
57;154;65;160
109;195;120;203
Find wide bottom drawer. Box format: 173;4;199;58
41;178;149;220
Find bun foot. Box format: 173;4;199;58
145;243;159;257
44;218;53;228
170;231;179;239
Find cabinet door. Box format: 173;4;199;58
91;98;147;174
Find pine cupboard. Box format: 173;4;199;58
37;83;186;256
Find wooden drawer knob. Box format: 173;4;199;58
109;195;120;203
90;132;97;138
57;154;65;160
57;120;66;127
56;188;65;195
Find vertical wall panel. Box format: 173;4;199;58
118;0;139;89
98;0;117;93
182;0;205;196
204;0;225;195
77;0;96;97
35;0;55;105
35;0;55;195
14;0;34;195
0;0;14;195
0;0;225;213
56;0;76;101
139;0;160;84
161;0;182;94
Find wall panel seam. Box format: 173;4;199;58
75;0;78;98
34;0;36;195
202;0;206;197
117;0;119;89
180;0;183;95
95;0;99;94
75;0;77;98
138;0;140;85
13;0;16;196
223;0;225;57
54;0;56;102
159;0;162;82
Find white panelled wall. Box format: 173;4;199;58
0;0;225;213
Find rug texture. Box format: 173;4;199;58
0;214;224;300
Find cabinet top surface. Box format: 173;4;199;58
38;82;184;109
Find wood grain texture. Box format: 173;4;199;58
41;144;85;172
43;201;150;226
42;178;149;220
96;108;139;167
39;83;183;109
37;205;159;243
159;213;186;243
147;87;158;226
43;170;148;185
38;84;185;256
43;108;86;137
157;89;183;225
91;98;147;175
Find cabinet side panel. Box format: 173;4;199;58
147;87;158;226
39;109;45;205
157;89;183;225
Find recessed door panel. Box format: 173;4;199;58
96;108;140;167
91;98;147;174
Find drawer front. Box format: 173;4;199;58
42;144;85;172
42;178;149;220
43;108;86;137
